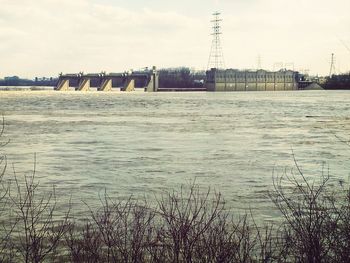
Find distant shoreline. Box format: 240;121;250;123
1;86;349;92
0;86;54;91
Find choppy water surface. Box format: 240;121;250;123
0;90;350;221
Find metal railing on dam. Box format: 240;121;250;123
55;67;159;92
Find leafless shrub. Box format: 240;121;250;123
2;165;349;262
269;153;341;263
0;115;17;262
68;193;156;263
195;212;239;262
325;182;350;262
246;213;283;263
65;183;276;263
8;156;71;263
154;184;230;262
65;219;103;262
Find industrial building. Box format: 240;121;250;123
205;68;301;92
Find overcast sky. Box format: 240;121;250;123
1;0;349;78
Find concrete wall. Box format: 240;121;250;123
146;72;159;92
226;83;235;91
266;83;275;91
257;83;266;91
285;82;294;90
215;83;226;91
56;79;69;91
236;83;246;91
99;79;112;91
246;82;257;91
206;83;216;92
77;78;90;91
124;79;135;92
275;83;285;91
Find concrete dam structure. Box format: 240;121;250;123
205;68;301;92
55;68;158;92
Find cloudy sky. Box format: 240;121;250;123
1;0;349;78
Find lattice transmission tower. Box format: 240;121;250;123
207;12;225;69
329;53;336;77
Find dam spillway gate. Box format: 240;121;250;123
55;68;158;92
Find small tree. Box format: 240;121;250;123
9;156;71;263
270;155;338;263
0;116;16;262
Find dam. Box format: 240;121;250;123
49;66;318;92
55;67;159;92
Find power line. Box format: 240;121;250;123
338;38;350;54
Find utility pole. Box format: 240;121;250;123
207;12;225;69
329;53;336;77
257;55;262;70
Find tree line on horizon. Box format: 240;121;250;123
323;73;350;89
158;68;206;89
0;76;57;87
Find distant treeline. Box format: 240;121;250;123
323;73;350;89
0;76;57;86
159;68;206;89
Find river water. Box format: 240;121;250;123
0;90;349;221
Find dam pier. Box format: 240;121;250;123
55;67;159;92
